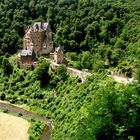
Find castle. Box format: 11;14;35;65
18;22;64;69
54;46;64;64
17;22;91;82
18;22;54;69
23;22;53;57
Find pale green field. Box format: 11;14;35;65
0;112;30;140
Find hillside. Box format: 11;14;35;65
1;0;140;140
1;0;140;75
0;56;139;139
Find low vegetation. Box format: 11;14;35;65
0;56;140;139
28;119;45;140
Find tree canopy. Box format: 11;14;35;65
0;0;140;75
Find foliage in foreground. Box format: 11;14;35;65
0;57;140;139
28;119;45;140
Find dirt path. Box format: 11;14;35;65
41;127;52;140
50;61;135;84
109;75;134;84
0;112;30;140
50;61;91;83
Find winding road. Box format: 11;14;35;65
50;61;92;83
108;75;135;84
50;61;135;84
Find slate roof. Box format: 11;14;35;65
33;22;51;32
20;50;33;56
55;46;64;53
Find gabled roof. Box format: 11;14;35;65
43;22;52;32
20;50;33;56
55;46;64;53
33;22;52;32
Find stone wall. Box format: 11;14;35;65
30;31;45;57
50;61;92;83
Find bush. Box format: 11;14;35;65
1;57;13;75
0;92;5;100
33;57;50;86
3;109;9;113
28;120;46;140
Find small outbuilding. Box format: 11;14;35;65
54;46;64;64
17;45;36;69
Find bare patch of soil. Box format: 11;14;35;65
0;112;30;140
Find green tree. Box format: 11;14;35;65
81;51;92;69
33;57;50;86
135;65;140;82
1;57;13;75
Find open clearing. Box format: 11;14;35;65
0;112;30;140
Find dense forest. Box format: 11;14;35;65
1;0;140;139
1;0;140;75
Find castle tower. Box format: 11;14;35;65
54;46;64;64
23;22;53;58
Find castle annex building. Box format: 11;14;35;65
18;22;53;69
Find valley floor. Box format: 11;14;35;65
0;112;30;140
